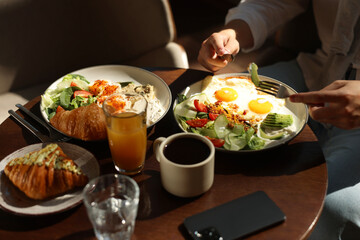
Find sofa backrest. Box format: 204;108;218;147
0;0;177;93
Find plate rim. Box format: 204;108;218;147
0;142;100;216
40;64;172;141
173;72;309;153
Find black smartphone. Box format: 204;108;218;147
183;191;286;240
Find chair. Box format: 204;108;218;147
0;0;188;123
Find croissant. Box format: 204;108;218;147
50;103;107;141
4;144;88;200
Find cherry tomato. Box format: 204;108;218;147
205;136;225;148
186;118;208;128
209;113;219;120
194;99;208;112
73;90;92;98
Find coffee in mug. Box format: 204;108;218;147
153;133;215;198
164;137;211;165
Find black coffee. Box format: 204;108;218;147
163;137;211;165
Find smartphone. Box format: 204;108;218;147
183;191;286;240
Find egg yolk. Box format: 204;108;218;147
248;98;273;114
215;88;238;102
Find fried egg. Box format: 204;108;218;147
249;98;273;114
201;75;287;122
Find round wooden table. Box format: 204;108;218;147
0;68;327;240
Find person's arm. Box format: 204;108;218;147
289;80;360;129
197;0;308;72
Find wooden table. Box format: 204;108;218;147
0;68;327;240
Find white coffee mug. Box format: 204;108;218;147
153;133;215;198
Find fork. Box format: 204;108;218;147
15;104;71;142
248;62;291;99
256;81;291;99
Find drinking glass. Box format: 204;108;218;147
103;93;147;175
83;174;140;240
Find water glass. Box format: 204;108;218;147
83;174;140;240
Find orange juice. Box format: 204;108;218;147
106;112;147;175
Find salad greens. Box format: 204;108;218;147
63;74;89;84
41;74;97;119
174;94;293;151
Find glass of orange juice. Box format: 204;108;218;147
103;93;147;175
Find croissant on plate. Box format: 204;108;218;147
50;103;107;141
4;144;89;200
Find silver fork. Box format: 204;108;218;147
14;104;71;142
256;81;291;99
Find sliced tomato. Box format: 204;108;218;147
194;99;208;113
73;90;92;98
205;136;225;148
186;118;208;128
209;113;219;120
56;105;64;113
70;81;79;87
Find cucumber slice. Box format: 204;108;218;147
199;128;217;138
214;114;229;139
227;133;247;150
231;124;245;135
223;141;231;150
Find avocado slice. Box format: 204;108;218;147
248;62;260;87
261;113;293;129
259;128;285;140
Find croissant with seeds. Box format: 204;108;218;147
4;144;88;200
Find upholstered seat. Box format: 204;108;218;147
0;0;188;123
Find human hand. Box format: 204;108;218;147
197;28;239;72
289;80;360;129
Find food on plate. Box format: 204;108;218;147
41;74;165;140
103;93;147;114
4;144;88;200
248;62;260;87
88;79;122;106
120;83;165;124
42;74;97;119
50;103;107;141
173;72;297;151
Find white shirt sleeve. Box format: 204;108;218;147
226;0;309;52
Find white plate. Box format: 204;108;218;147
0;142;100;216
40;65;172;134
173;73;308;153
